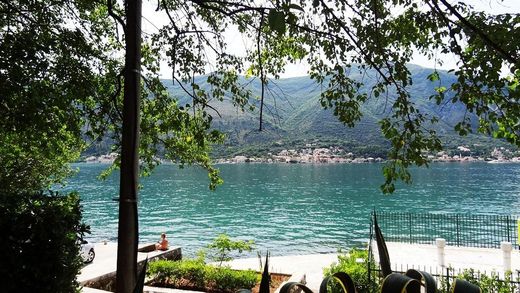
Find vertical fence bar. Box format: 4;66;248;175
478;214;482;248
496;215;500;247
456;214;460;247
446;267;450;291
373;211;518;249
513;219;520;249
501;215;504;245
368;211;373;290
499;215;502;248
493;215;497;247
409;213;412;244
507;215;511;243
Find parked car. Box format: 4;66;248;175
80;240;95;263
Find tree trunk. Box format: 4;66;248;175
116;0;142;292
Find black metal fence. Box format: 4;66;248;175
372;211;519;249
369;265;520;292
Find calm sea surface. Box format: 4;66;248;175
64;163;520;256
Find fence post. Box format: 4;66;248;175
501;241;512;272
436;238;446;267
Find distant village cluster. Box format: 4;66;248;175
83;146;520;164
429;146;520;163
84;153;118;163
215;146;383;164
215;146;520;164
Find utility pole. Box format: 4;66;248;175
116;0;142;292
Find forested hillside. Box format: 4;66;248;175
84;64;512;159
161;64;509;158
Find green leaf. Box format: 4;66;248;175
435;86;446;93
427;71;440;82
268;9;286;35
288;4;304;11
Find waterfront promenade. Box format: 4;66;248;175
218;253;339;292
79;242;338;292
81;241;520;292
80;242;181;292
372;242;520;274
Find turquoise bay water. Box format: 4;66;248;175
66;163;520;256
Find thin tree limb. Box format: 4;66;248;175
436;0;518;65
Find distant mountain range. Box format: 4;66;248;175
83;64;512;159
160;64;509;158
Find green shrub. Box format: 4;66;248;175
206;233;255;265
206;266;258;292
147;259;258;292
0;191;89;293
147;258;206;287
323;248;378;293
455;269;518;293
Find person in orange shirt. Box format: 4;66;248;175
155;233;169;251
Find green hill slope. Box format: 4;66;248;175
162;64;509;158
83;64;513;159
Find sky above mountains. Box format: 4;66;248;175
140;0;520;78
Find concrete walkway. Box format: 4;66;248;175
81;242;520;292
219;253;339;292
372;242;520;275
80;245;338;293
79;242;181;292
79;243;120;284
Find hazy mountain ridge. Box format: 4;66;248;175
161;64;505;158
83;64;510;159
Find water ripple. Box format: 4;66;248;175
67;162;520;257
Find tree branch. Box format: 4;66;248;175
107;0;126;35
111;70;124;121
257;12;265;131
172;77;222;118
190;0;265;16
436;0;518;65
318;0;397;89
